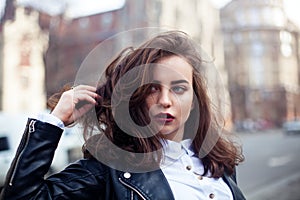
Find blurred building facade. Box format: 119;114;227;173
0;0;230;127
40;9;127;96
40;0;230;125
0;0;236;130
221;0;300;130
0;0;14;110
39;0;162;96
0;1;48;113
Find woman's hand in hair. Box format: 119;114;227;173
51;85;99;126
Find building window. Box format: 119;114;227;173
251;42;264;56
249;8;260;26
280;31;292;43
272;8;284;27
280;43;292;57
101;12;113;29
262;7;284;27
79;18;90;29
250;42;277;87
19;36;31;67
280;31;293;57
236;10;246;26
249;56;264;87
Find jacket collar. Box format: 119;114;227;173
161;139;194;160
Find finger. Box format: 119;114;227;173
74;90;99;99
73;92;98;105
72;87;99;100
72;85;96;92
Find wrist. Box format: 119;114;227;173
37;112;65;129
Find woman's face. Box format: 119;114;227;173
145;55;194;142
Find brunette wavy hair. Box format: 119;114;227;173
48;31;244;177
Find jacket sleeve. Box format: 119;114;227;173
0;118;106;200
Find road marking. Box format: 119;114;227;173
246;171;300;200
268;155;293;167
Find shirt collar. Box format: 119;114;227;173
162;139;195;160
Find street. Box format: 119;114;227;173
236;129;300;200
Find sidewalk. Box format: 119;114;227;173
246;172;300;200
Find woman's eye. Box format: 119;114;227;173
172;86;186;94
150;85;160;93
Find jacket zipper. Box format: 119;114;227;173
131;190;134;200
8;120;36;186
118;177;147;200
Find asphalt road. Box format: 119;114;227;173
236;129;300;200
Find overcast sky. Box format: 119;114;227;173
0;0;125;18
0;0;300;26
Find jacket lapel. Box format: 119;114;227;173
118;169;175;200
113;167;245;200
223;173;246;200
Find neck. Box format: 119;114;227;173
161;126;185;142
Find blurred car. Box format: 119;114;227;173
0;112;83;188
0;113;27;188
282;120;300;135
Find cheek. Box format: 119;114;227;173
145;95;156;110
178;95;194;118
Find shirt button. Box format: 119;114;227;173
209;193;215;199
197;175;203;180
186;165;192;170
123;172;131;179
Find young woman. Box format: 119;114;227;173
0;31;245;200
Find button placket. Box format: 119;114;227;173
181;153;193;173
186;165;192;171
181;153;207;185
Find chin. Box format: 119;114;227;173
158;129;178;138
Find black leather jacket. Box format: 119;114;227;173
0;119;246;200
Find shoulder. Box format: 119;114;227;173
47;157;111;186
67;157;110;176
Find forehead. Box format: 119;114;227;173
152;55;193;83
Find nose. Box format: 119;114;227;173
158;88;172;108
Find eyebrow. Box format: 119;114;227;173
171;80;189;85
152;80;189;85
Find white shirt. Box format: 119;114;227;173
37;113;233;200
161;139;233;200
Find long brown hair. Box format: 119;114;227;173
49;31;244;177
